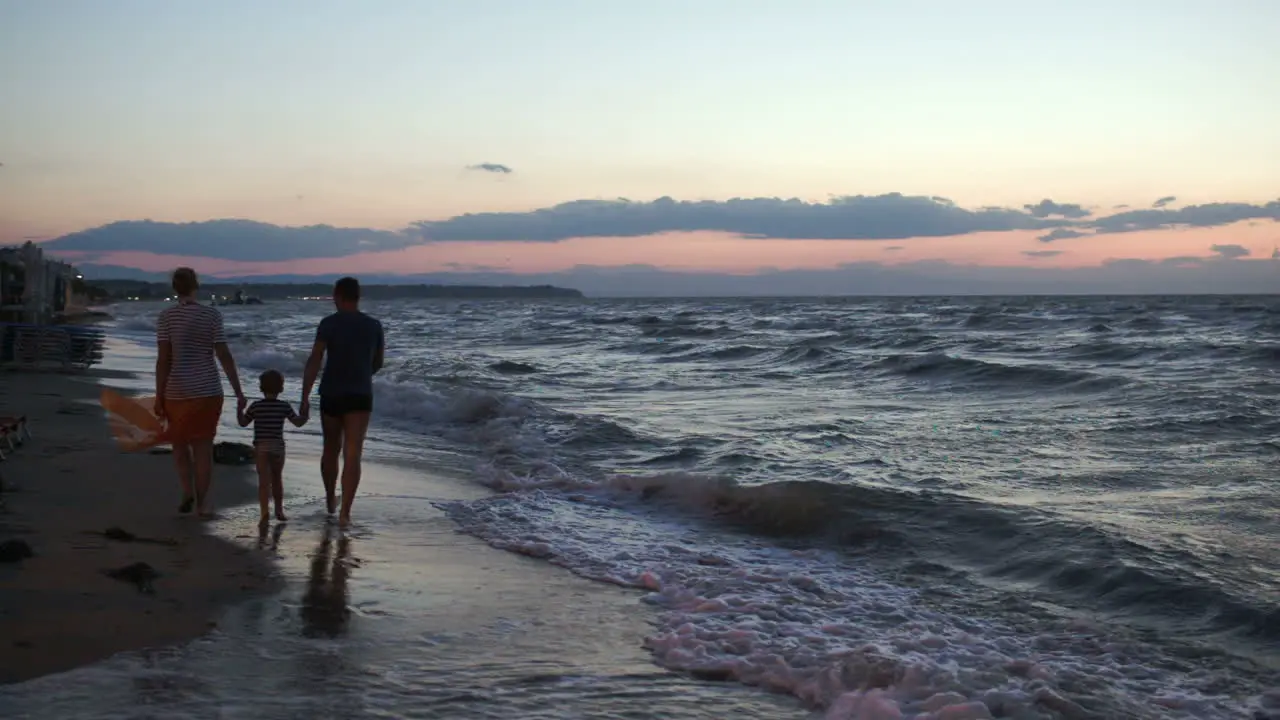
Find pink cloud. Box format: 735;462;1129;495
65;221;1279;278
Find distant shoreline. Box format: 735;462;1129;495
89;279;585;301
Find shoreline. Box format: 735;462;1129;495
1;455;809;719
0;367;280;685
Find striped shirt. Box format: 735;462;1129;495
156;302;227;400
245;398;299;450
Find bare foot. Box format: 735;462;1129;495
258;513;270;528
275;509;288;522
338;514;351;529
325;495;337;515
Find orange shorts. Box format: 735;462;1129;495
165;396;224;444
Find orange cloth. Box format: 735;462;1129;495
102;389;166;452
101;389;224;451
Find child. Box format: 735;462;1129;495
237;369;308;526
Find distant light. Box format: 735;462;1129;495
75;274;83;279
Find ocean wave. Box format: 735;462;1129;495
1061;340;1155;362
867;331;940;350
775;345;834;366
114;316;157;332
707;345;772;361
440;481;1273;719
1248;344;1280;364
641;325;722;339
100;295;1280;716
612;340;701;356
871;352;1127;391
962;311;1058;331
444;450;1280;654
490;360;539;374
652;344;771;364
237;345;308;374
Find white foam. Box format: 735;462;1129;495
101;303;1278;718
441;486;1271;719
115;315;157;332
236;345;307;374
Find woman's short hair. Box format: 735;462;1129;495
172;267;199;296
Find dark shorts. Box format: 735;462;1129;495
320;394;373;417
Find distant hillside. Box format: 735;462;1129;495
90;278;584;301
77;263;170;282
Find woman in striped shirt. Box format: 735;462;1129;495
154;267;247;518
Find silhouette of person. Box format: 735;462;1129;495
300;525;352;638
301;276;385;527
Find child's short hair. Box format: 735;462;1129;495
259;369;285;395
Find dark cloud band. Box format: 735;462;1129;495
41;193;1280;262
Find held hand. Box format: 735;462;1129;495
153;397;166;421
236;394;248;413
300;398;311;418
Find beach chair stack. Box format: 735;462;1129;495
0;415;30;462
0;323;105;372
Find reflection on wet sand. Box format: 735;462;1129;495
301;525;353;638
256;522;286;553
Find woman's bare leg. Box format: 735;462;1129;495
172;441;195;512
191;438;215;516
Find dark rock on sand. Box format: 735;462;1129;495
103;526;136;542
213;441;254;466
0;539;35;563
93;526;179;547
104;561;160;594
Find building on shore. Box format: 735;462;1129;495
0;241;89;325
0;242;104;369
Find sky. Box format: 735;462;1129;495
1;0;1278;294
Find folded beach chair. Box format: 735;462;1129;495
0;324;104;372
0;415;29;461
8;325;80;372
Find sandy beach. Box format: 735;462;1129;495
1;457;806;719
0;312;805;717
0;367;279;685
0;359;805;718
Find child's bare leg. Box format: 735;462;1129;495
254;451;272;526
271;453;287;521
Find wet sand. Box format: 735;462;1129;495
1;459;807;719
0;367;805;717
0;369;279;685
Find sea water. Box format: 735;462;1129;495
3;295;1278;719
